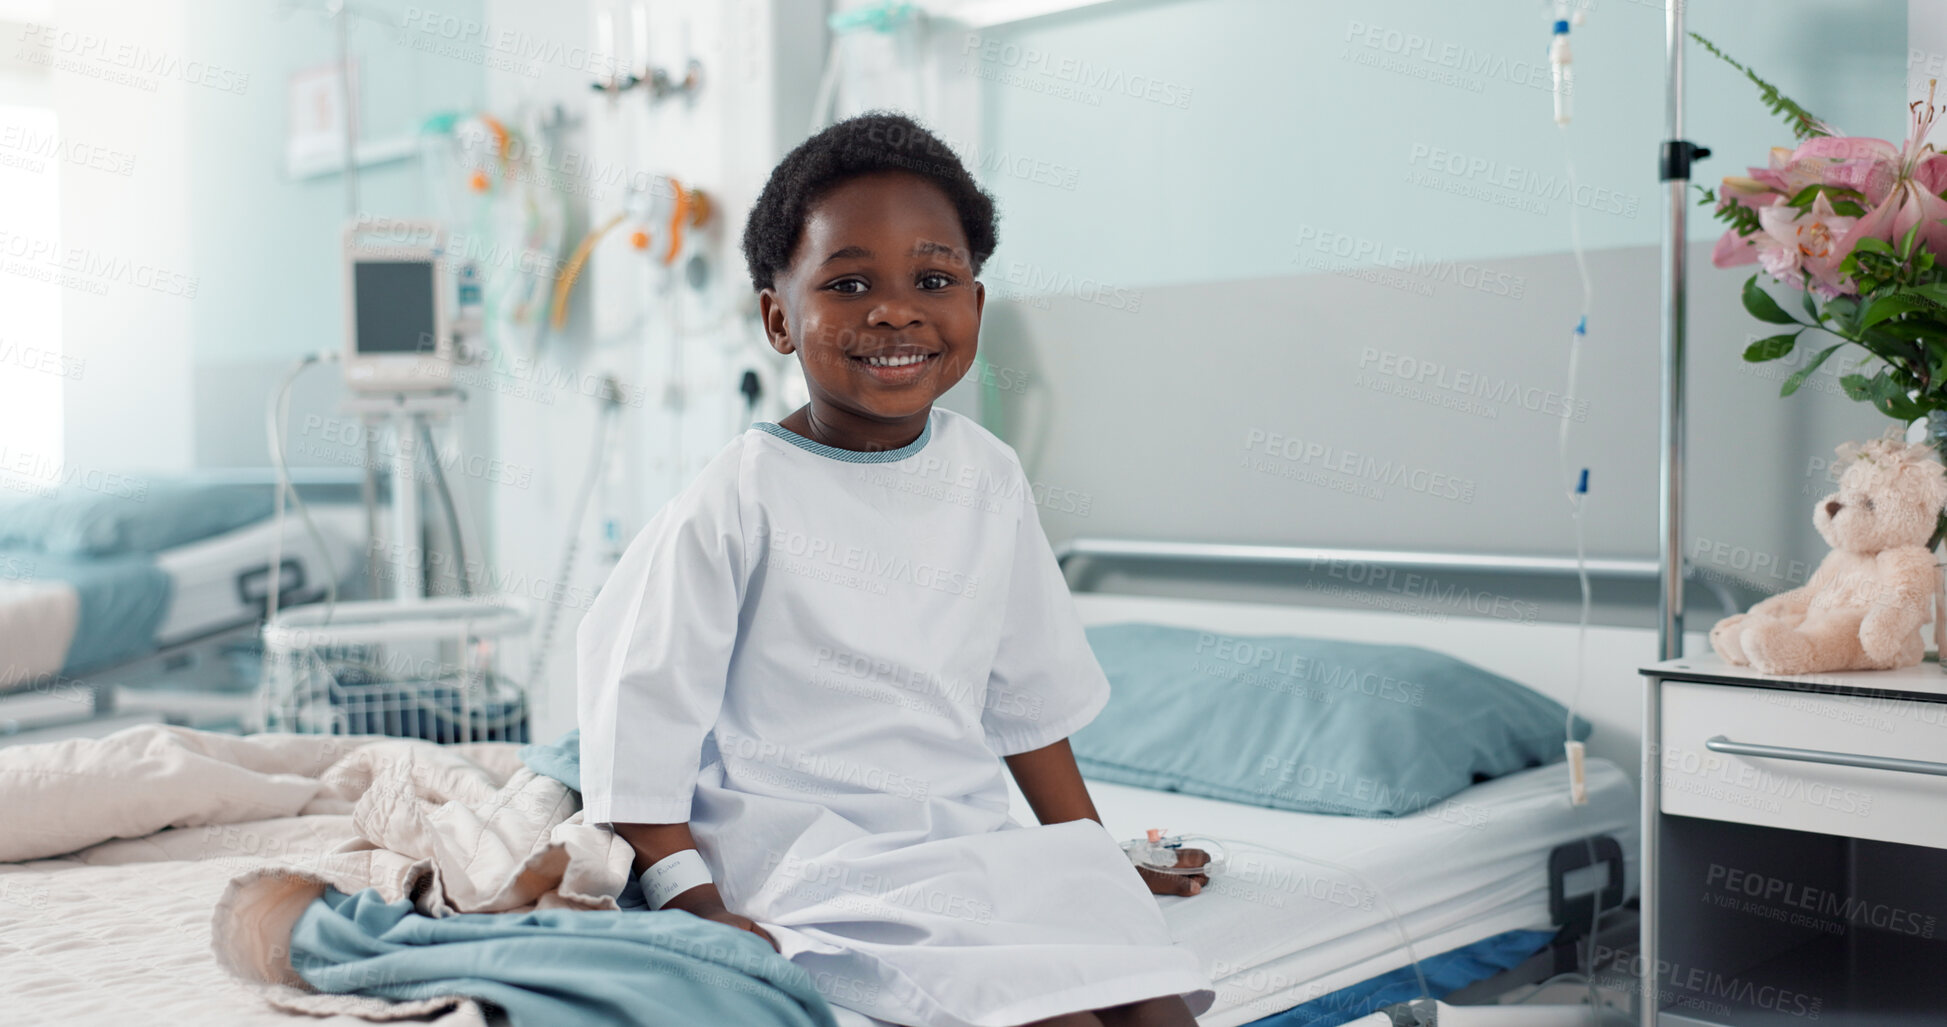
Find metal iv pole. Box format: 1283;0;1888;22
1658;0;1709;660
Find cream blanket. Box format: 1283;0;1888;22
0;724;635;1023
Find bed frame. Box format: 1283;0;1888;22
1052;537;1740;616
0;470;371;744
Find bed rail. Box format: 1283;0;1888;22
1051;538;1739;614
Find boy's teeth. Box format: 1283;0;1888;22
864;354;927;367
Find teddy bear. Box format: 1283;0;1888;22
1711;435;1947;676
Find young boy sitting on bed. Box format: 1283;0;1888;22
575;111;1215;1027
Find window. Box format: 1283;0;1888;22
0;26;62;490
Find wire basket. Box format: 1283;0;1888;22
258;598;533;744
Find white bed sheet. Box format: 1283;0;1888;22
827;760;1636;1027
1053;762;1634;1026
152;505;363;646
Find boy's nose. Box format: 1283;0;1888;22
1825;500;1842;517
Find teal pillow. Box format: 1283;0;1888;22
1072;622;1590;817
0;480;275;557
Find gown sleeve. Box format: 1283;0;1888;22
576;446;748;826
980;462;1112;757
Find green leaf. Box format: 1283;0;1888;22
1832;200;1868;218
1902;220;1924;260
1907;283;1947;309
1744;331;1800;362
1879;391;1926;421
1842;371;1907;404
1872;320;1947;344
1742;275;1801;325
1861;294;1938;330
1783;183;1866;209
1852;236;1896;256
1781;343;1843;396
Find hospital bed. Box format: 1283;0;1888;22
0;491;364;740
824;585;1646;1027
0;550;1643;1026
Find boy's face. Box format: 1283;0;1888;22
760;170;984;425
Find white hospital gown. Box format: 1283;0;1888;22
577;407;1213;1027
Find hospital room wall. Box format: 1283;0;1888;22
929;0;1905;629
478;0;824;741
179;0;488;472
13;1;486;479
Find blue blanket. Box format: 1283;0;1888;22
291;888;839;1027
3;547;173;674
288;732;836;1026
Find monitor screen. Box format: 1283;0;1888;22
352;260;438;354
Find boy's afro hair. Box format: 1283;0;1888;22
741;110;999;293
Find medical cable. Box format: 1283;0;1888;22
525;391;623;690
1550;8;1611;1017
418;419;474;597
266;352;342;628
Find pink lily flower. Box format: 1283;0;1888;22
1834;81;1947;263
1754;192;1859;298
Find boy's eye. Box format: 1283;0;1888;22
829;278;867;294
919;272;954;290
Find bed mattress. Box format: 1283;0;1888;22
1064;759;1634;1026
826;759;1636;1027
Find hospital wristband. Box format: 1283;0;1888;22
642;849;715;910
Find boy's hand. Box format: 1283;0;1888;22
699;906;781;952
1137;847;1210;897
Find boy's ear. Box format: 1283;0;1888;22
758;288;793;355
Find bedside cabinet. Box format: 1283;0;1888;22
1639;655;1947;1026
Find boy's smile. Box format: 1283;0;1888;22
759;170;984;453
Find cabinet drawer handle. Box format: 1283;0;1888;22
1704;735;1947;778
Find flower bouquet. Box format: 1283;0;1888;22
1698;35;1947;546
